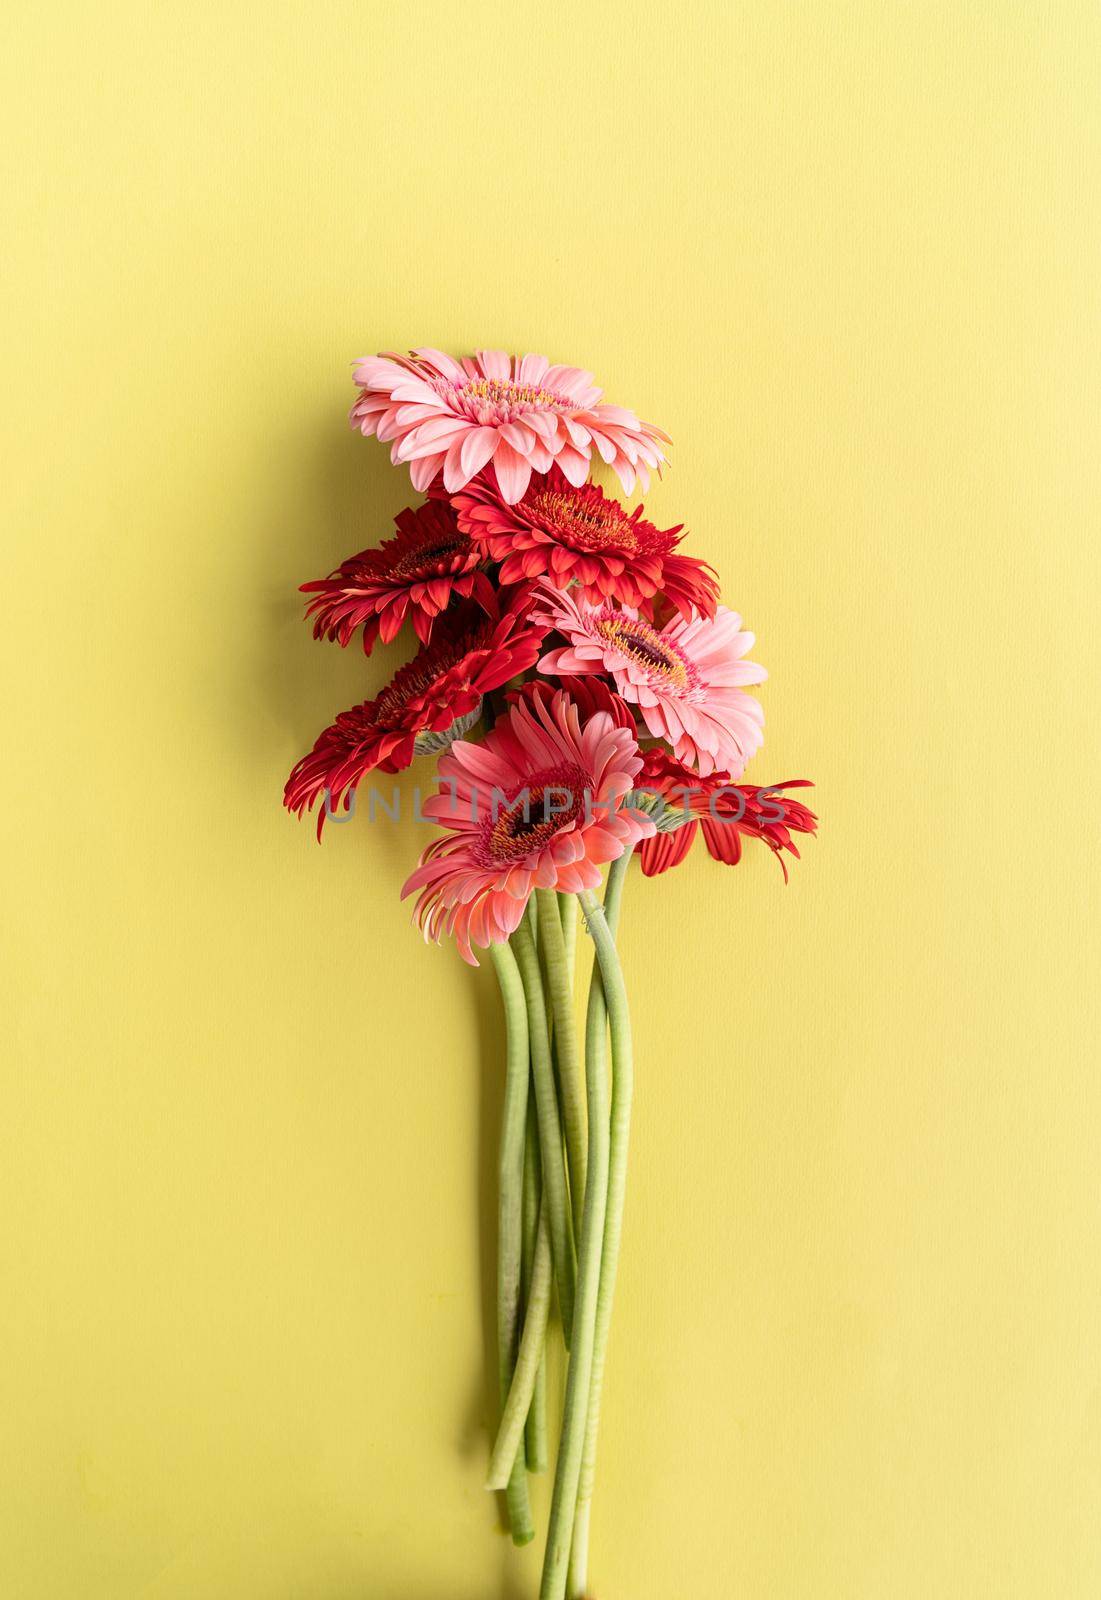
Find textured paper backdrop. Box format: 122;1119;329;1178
3;4;1099;1596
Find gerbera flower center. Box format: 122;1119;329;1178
436;375;575;423
595;616;692;688
372;624;483;729
464;377;564;409
476;761;590;866
387;534;470;582
528;486;645;555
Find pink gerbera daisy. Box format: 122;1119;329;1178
284;596;542;836
537;587;767;778
401;685;655;964
351;348;669;503
448;464;718;617
300;500;488;652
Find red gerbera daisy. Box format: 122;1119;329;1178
284;596;543;837
639;547;722;624
449;466;719;618
301;500;488;653
634;748;817;879
506;671;637;733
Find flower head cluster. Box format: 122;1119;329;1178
285;346;815;959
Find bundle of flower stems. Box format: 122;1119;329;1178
487;869;631;1599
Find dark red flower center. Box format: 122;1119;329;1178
387;533;471;582
526;483;671;559
476;761;590;865
372;623;486;729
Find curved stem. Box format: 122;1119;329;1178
537;889;585;1238
487;1198;553;1489
522;1093;548;1472
510;919;576;1345
568;855;634;1597
599;849;631;944
487;940;535;1546
538;924;613;1600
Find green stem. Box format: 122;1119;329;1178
599;850;631;943
487;1198;553;1489
537;889;586;1239
557;889;578;984
510;919;576;1345
487;940;535;1546
522;1092;548;1472
538;916;613;1600
568;855;634;1598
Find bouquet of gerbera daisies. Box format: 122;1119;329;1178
285;348;817;1599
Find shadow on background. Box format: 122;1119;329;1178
257;403;538;1590
259;407;407;757
255;403;436;886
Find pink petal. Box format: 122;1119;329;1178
556;446;590;487
387;377;447;406
492;438;532;504
477;349;510;381
372;405;409;443
610;456;637;495
517;353;550;386
353;356;408;388
521;408;558;440
588;429;616;466
499;422;536;454
592;404;642;428
544;365;596;399
393;401;447;430
442;437;469;491
409;452;445;491
458;425;499;480
410;346;465;381
396;416;470;460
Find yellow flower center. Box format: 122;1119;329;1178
462;377;563;410
595;616;690;687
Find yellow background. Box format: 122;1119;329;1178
3;4;1099;1596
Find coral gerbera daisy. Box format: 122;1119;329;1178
284;596;542;836
351;348;669;503
448;465;719;617
537;587;767;778
401;685;655;964
633;748;817;878
301;500;488;652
